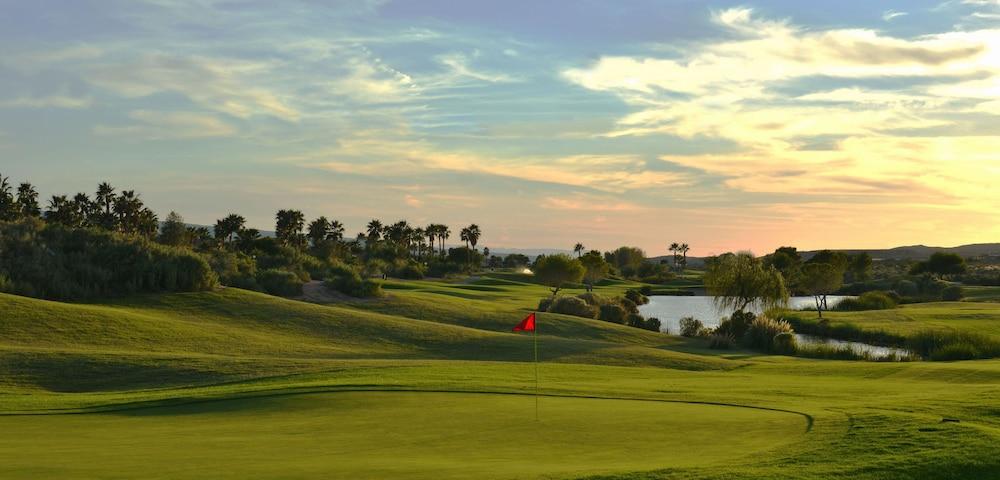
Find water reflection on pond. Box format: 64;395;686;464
638;295;909;358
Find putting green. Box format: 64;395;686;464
0;392;807;479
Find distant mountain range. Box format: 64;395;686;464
649;243;1000;266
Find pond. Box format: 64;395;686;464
638;296;910;358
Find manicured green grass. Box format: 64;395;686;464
3;278;1000;479
0;391;806;479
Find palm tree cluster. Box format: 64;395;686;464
0;174;158;238
668;242;691;270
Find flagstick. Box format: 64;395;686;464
533;317;539;421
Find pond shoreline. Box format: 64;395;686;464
639;295;913;359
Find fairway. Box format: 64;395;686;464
0;391;807;480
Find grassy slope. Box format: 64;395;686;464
810;302;1000;340
0;288;731;394
2;279;1000;479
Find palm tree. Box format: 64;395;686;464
16;183;40;218
680;243;690;270
0;174;14;221
215;213;246;245
236;228;260;252
72;192;93;226
307;216;332;247
275;209;306;247
425;224;437;258
411;227;425;258
365;219;383;243
574;243;585;257
327;220;345;242
466;224;481;251
95;182;116;230
438;225;450;256
460;227;471;249
669;242;680;268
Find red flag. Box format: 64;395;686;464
513;312;536;332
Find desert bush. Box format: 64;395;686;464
547;296;598;318
256;269;303;297
679;317;705;337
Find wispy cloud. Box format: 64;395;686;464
882;10;908;21
94;110;237;139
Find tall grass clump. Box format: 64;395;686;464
783;312;907;348
745;316;794;353
796;344;915;362
907;330;1000;361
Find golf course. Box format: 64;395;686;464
3;275;1000;479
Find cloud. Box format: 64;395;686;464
882;10;909;21
87;54;300;121
94;110;237;139
437;53;515;83
541;194;645;212
0;94;92;109
564;7;1000;210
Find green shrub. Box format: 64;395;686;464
716;311;756;339
392;261;426;280
834;291;898;311
679;317;705;337
209;250;259;290
617;297;639;314
325;266;384;299
772;332;798;355
538;297;554;312
0;219;217;300
644;317;663;333
547;296;598;318
638;285;652;296
624;289;649;305
576;292;607;306
256;269;304;297
626;313;646;328
941;285;964;301
598;303;627;324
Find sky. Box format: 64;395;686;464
1;0;999;256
